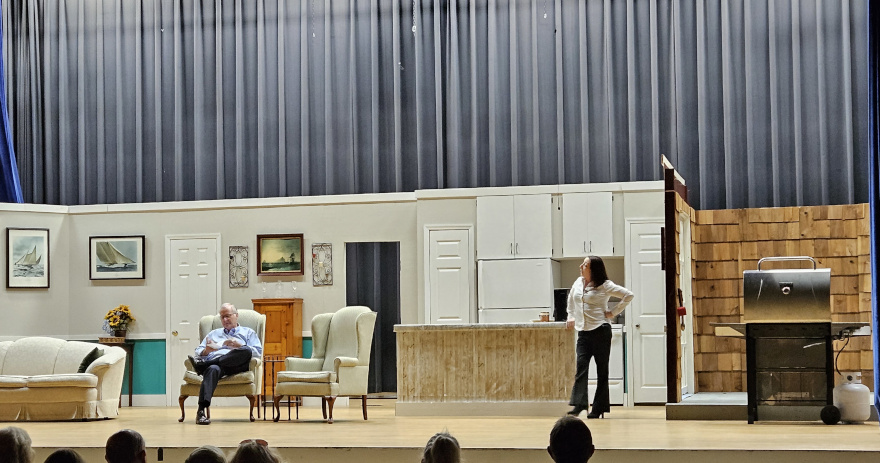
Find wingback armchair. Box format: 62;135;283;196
273;305;377;423
178;309;265;422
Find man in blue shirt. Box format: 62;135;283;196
188;303;263;425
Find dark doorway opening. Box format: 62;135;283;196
345;242;400;395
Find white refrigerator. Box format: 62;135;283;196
477;259;559;323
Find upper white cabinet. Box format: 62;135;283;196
562;192;614;257
477;194;552;259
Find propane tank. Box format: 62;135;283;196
833;372;872;423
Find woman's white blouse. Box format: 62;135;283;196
566;277;634;331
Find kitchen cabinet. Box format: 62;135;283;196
477;258;559;323
477;194;552;259
251;298;303;358
562;192;613;257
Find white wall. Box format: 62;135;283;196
0;206;70;338
2;195;418;339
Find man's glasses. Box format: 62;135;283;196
240;439;269;447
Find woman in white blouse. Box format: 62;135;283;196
565;256;634;419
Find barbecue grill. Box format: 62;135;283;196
739;256;848;423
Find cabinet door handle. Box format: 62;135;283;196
583;241;586;252
515;243;519;255
589;241;592;253
510;243;513;254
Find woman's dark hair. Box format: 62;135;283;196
422;431;461;463
588;256;608;286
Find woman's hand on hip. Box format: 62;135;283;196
566;320;575;330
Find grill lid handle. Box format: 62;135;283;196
756;256;818;270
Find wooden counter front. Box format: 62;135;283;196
394;323;574;416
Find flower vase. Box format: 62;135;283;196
114;330;127;338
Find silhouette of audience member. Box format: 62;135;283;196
43;449;85;463
0;426;35;463
105;429;147;463
185;445;226;463
229;439;282;463
421;431;460;463
548;416;594;463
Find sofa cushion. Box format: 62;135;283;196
276;370;337;384
77;348;104;374
0;376;28;388
0;386;97;403
183;370;254;386
2;337;66;376
27;374;98;388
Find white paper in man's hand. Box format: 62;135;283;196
207;340;223;350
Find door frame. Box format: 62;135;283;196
678;213;696;397
624;217;664;406
164;233;222;405
422;225;475;324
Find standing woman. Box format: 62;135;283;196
565;256;634;419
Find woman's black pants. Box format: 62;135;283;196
569;323;612;414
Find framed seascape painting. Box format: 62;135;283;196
257;233;304;276
7;228;50;288
89;235;146;280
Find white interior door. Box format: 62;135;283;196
166;236;220;405
627;221;667;403
679;214;695;397
427;228;472;324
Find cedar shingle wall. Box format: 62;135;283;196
692;204;873;392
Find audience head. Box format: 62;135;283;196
548;416;594;463
43;449;85;463
185;445;226;463
105;429;146;463
229;439;281;463
0;426;35;463
421;431;460;463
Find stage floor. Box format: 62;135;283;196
12;400;880;463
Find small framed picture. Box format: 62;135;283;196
89;235;146;280
257;234;304;276
7;228;50;288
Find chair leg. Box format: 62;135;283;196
362;395;368;420
321;397;327;419
178;395;187;422
326;396;336;424
272;395;282;422
206;407;210;419
246;395;256;422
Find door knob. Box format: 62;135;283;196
635;324;640;329
172;331;179;336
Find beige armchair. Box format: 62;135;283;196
178;309;266;422
273;306;377;423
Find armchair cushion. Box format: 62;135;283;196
183;370;254;386
277;370;336;384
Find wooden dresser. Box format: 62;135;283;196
251;298;303;358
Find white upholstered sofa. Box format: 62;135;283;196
0;337;127;421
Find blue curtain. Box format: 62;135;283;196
869;0;879;422
0;0;21;203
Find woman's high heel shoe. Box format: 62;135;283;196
567;406;586;416
586;411;605;419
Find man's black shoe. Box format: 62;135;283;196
188;355;206;375
196;408;210;425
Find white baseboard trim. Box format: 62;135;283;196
120;395;168;407
395;401;570;416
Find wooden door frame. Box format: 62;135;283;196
164;233;222;405
422;225;475;324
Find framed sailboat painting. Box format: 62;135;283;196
89;235;145;280
7;228;50;288
256;233;304;276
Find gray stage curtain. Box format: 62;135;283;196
2;0;869;209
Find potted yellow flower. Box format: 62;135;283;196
103;304;136;338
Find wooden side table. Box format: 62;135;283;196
261;355;301;421
98;340;134;407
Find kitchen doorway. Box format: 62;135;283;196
345;242;400;395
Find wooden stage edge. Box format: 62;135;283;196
12;400;880;463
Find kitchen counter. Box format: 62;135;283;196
394;322;574;416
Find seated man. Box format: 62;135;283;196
188;303;263;425
547;415;595;463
